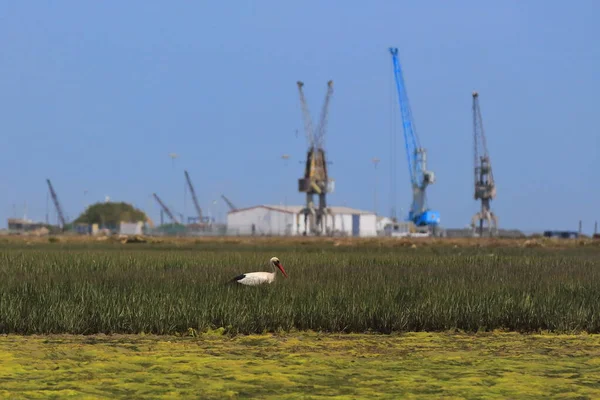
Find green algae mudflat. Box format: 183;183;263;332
1;332;599;399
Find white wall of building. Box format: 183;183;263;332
359;214;377;237
119;222;143;235
227;207;296;236
226;205;377;237
296;213;348;236
295;212;376;237
333;213;351;235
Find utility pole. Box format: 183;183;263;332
281;154;290;206
183;180;187;223
282;154;291;235
372;157;380;216
209;200;217;225
214;200;218;225
168;152;180;222
45;192;49;224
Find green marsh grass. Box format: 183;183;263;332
1;242;599;334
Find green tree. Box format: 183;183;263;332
74;202;148;227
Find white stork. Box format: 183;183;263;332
229;257;288;286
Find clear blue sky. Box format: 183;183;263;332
1;1;598;232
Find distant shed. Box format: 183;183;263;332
119;221;143;235
226;205;377;237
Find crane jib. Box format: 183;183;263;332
390;53;420;187
389;47;440;227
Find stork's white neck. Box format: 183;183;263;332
269;262;278;280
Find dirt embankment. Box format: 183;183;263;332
1;233;598;249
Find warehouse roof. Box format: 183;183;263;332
228;205;375;215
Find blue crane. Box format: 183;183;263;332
389;47;440;228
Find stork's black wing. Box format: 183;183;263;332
229;274;246;283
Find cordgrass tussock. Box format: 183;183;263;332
0;240;599;335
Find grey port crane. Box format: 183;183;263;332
471;91;498;236
221;195;237;212
46;179;67;231
184;170;204;224
296;80;335;236
152;193;180;224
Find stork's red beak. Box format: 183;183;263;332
277;262;288;278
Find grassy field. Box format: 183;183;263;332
1;237;600;398
1;238;599;335
1;331;600;399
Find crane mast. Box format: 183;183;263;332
296;80;335;236
46;179;67;230
184;170;203;223
388;47;440;229
152;193;179;224
221;195;237;212
471;91;498;236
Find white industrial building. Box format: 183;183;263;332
226;205;377;237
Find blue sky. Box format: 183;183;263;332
0;1;598;233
